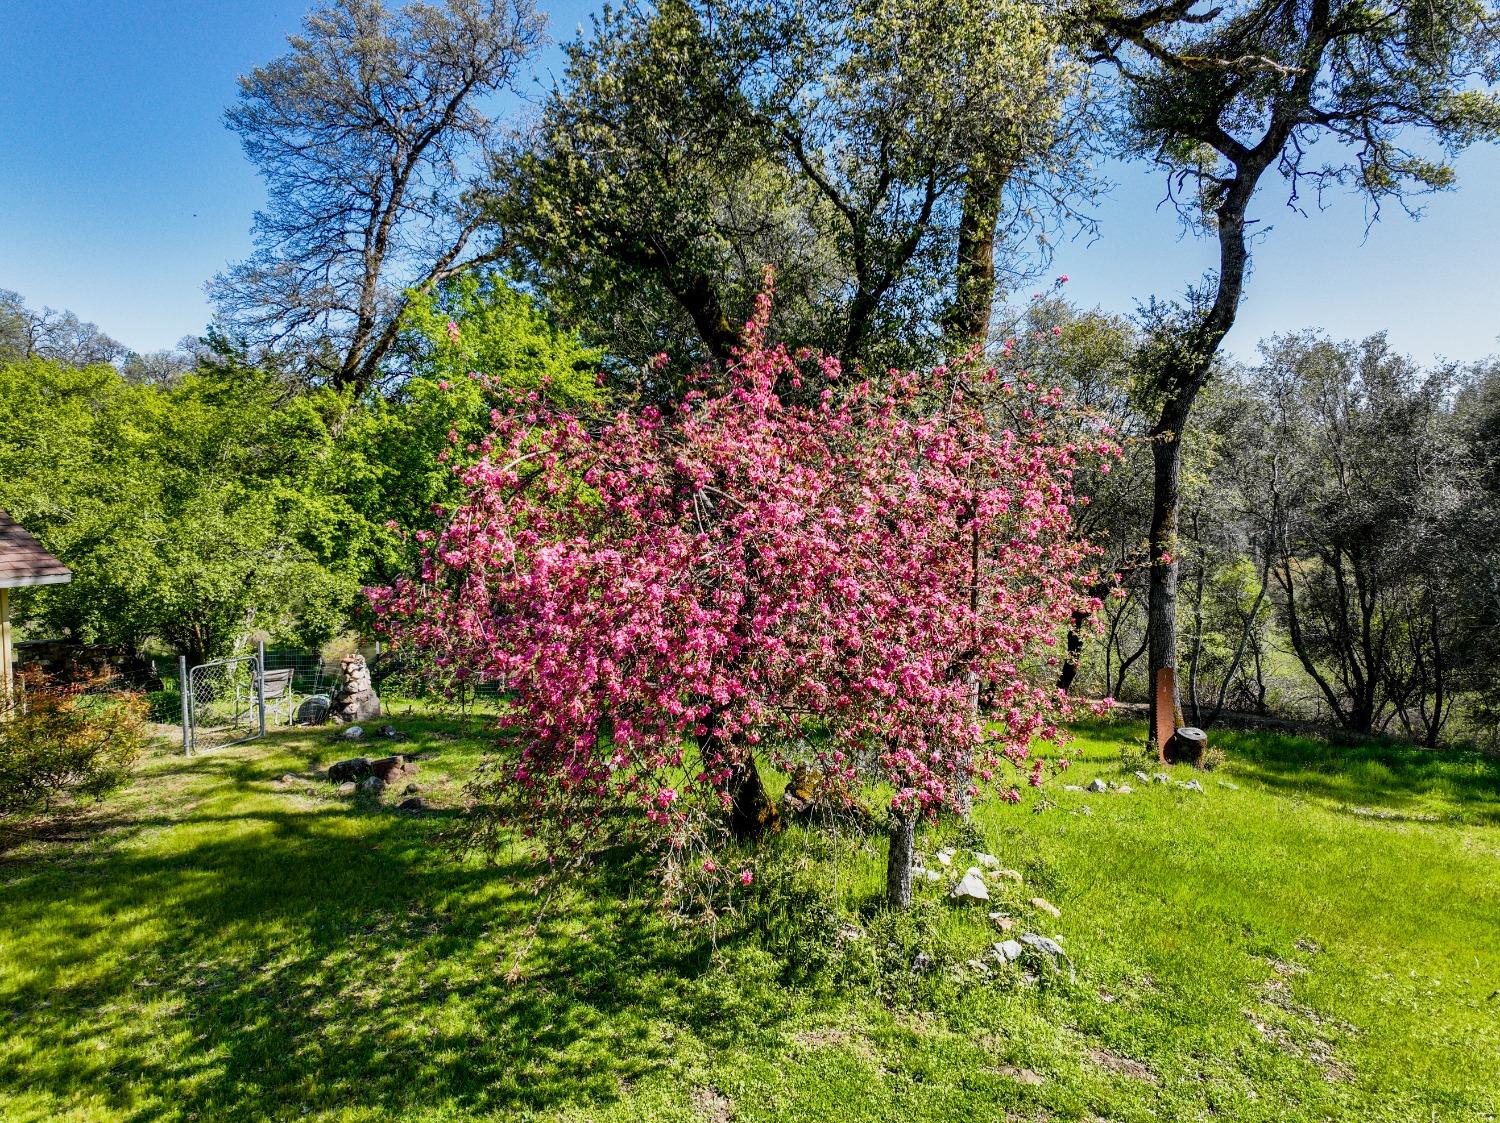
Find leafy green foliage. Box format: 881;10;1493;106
0;278;603;660
399;273;604;408
491;0;1088;381
0;356;357;664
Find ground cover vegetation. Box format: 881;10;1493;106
1;713;1497;1121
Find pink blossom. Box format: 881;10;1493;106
370;275;1113;863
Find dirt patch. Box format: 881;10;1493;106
691;1085;734;1123
793;1024;879;1063
1245;948;1355;1083
1088;1046;1157;1084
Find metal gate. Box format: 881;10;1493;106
180;642;266;756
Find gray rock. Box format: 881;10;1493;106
278;773;298;784
950;871;990;902
991;939;1024;964
911;951;934;974
1118;784;1133;794
1218;780;1240;791
341;725;364;741
1152;772;1171;784
396;795;426;810
1087;778;1108;793
922;868;942;882
357;775;385;794
1019;933;1076;981
339;693;382;722
404;782;421;795
1062;784;1084;792
380;724;400;738
327;757;370;783
965;957;994;977
1133;770;1151;783
336;781;357;795
1180;779;1205;793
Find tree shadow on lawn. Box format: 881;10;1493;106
1;777;782;1119
1211;726;1500;825
1062;714;1500;824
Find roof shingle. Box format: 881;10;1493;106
0;509;71;589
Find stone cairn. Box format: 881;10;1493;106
330;653;382;723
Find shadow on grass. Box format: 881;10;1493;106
0;737;784;1120
1063;713;1500;825
1215;726;1500;821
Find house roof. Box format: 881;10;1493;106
0;509;71;589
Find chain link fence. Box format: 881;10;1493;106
183;653;263;755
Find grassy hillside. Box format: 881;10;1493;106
1;713;1497;1122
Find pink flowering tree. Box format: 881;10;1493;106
372;284;1112;908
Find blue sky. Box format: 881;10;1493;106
2;0;1497;364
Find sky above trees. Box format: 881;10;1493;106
2;0;1498;363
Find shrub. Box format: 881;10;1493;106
0;683;148;822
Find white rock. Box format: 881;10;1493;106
1218;780;1240;791
1118;784;1133;794
1133;770;1151;783
991;939;1024;964
923;868;942;882
951;871;990;902
342;725;364;740
936;848;955;867
974;852;1001;869
1063;784;1084;792
1087;778;1108;793
1180;779;1205;793
1152;772;1171;784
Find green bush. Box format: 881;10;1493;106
0;685;148;821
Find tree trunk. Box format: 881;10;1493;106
725;755;779;840
943;162;1009;352
1057;613;1087;693
1147;403;1187;749
701;718;780;841
886;812;916;909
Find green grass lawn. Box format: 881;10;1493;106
2;712;1497;1122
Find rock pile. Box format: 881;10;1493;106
330;654;381;723
327;754;418;789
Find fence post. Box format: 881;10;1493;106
256;640;267;739
179;655;191;757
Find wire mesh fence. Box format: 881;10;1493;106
12;639;508;747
